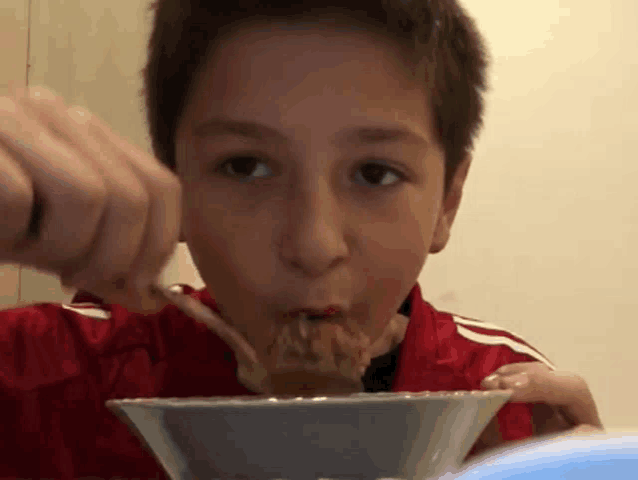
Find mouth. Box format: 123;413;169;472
272;307;368;369
286;306;343;321
284;307;346;338
240;304;372;395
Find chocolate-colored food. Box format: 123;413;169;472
239;319;372;395
238;313;410;395
156;286;409;396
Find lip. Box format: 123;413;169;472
287;306;344;319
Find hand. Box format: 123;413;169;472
481;362;604;437
0;87;182;312
467;362;603;462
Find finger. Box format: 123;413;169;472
480;375;575;438
481;370;530;390
532;403;574;436
0;121;33;252
503;370;578;402
14;87;174;312
567;424;605;435
482;361;554;390
16;94;151;296
502;370;603;428
55;106;154;308
0;93;107;271
480;373;501;390
9;89;153;311
77;109;181;293
492;362;552;377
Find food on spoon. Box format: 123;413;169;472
153;285;259;366
238;312;410;396
156;285;410;396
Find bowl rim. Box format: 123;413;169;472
105;389;512;409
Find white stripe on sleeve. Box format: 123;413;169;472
455;322;555;370
455;316;530;336
61;304;111;320
169;284;185;294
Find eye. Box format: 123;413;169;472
218;155;273;181
354;162;403;187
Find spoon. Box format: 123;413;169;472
151;284;259;367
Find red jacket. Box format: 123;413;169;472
0;283;552;479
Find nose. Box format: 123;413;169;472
279;179;349;278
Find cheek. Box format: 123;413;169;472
359;193;435;278
357;194;440;338
181;185;281;290
363;220;426;315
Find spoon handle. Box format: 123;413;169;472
152;285;259;366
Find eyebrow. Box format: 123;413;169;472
193;118;283;142
332;125;429;147
193;117;429;147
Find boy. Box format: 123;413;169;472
0;0;602;478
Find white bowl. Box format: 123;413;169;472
106;390;511;480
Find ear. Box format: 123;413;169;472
429;153;472;254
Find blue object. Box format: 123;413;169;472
452;433;638;480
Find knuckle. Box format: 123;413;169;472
577;378;591;393
0;96;18;114
66;105;93;125
26;86;62;104
80;178;108;215
496;365;514;375
145;248;175;280
121;184;150;221
2;197;32;249
150;166;181;195
106;172;151;225
127;184;151;213
0;159;33;250
1;164;32;211
11;193;33;227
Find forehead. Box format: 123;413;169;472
181;23;436;144
217;21;414;65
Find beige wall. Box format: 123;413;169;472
419;0;638;430
2;0;637;431
0;0;28;309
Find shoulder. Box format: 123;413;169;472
0;285;202;390
409;291;553;369
0;299;118;391
65;284;210;353
403;292;554;389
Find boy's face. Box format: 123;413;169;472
175;24;468;354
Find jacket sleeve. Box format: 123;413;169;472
0;294;190;479
0;302;107;391
0;302;112;478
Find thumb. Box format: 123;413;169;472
567;424;605;435
505;370;603;428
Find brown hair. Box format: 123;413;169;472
143;0;489;192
